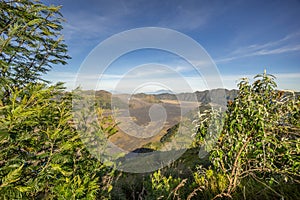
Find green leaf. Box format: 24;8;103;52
1;164;24;187
16;186;32;192
27;18;43;26
51;164;72;177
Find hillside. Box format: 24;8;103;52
155;89;238;103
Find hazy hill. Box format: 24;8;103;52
155;89;239;104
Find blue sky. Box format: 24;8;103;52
43;0;300;92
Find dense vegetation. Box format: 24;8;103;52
1;0;299;199
191;72;300;199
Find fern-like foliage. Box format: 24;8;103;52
0;83;114;199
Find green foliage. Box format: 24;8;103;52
207;70;300;199
192;106;224;151
145;170;185;200
191;166;228;199
0;0;70;103
0;1;118;199
96;107;118;139
0;83;114;199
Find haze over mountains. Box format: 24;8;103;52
95;89;239;106
101;88;300;105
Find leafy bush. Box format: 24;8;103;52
0;83;114;199
192;71;299;199
1;1;116;199
144;170;185;200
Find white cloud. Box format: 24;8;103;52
256;44;300;55
216;32;300;63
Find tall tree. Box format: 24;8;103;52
0;0;70;103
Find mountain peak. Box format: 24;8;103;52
145;89;174;95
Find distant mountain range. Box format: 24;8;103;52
90;89;299;109
155;89;239;104
91;89;238;108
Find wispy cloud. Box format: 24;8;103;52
61;0;228;44
62;11;123;42
216;32;300;63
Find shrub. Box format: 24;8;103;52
0;83;114;199
207;71;299;199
